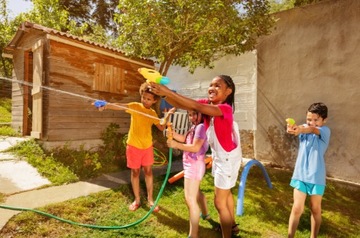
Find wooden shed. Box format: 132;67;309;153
3;21;155;149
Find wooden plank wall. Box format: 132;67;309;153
44;40;152;141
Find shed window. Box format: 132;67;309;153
93;63;125;93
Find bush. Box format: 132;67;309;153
0;125;20;136
7;139;78;185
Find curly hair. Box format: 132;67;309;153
139;82;160;100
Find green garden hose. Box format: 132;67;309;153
0;148;173;230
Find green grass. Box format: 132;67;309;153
0;97;20;136
1;98;359;237
0;166;359;238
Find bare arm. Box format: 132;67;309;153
287;124;320;136
149;82;223;117
168;137;205;153
99;103;128;111
172;131;186;143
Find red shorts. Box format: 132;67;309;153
126;144;154;169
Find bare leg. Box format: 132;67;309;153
288;189;306;238
197;189;209;218
143;165;154;204
130;168;141;204
309;195;323;238
226;190;239;233
214;187;233;238
185;178;201;238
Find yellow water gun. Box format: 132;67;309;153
138;68;170;84
285;118;296;126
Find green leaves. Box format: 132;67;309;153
114;0;275;75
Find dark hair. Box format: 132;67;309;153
185;110;204;144
218;75;235;112
139;82;160;100
308;102;328;119
187;110;204;125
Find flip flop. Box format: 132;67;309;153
129;201;141;211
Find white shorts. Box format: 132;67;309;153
212;156;242;189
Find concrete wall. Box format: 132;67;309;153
166;52;257;158
255;0;360;184
167;0;360;184
166;52;257;131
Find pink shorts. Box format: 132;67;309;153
183;156;206;181
126;145;154;169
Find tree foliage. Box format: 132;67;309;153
0;0;25;77
114;0;275;75
294;0;324;7
57;0;119;36
0;0;110;78
268;0;324;13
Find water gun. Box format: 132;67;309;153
138;68;170;85
285;118;296;126
93;100;107;108
168;157;213;184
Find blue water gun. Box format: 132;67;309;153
93;100;107;108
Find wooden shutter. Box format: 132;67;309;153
93;63;125;93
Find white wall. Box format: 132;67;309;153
165;51;257;131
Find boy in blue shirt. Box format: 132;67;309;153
286;102;331;238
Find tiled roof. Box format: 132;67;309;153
5;21;152;63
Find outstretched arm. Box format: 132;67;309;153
103;103;128;111
92;101;128;111
149;82;223;117
287;124;320;136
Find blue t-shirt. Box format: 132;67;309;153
291;125;331;186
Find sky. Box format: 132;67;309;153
7;0;33;17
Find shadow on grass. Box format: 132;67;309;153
238;165;360;237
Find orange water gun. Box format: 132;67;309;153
168;157;213;184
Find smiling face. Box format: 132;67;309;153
306;112;326;127
141;91;157;109
207;76;232;105
188;111;201;125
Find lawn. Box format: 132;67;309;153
1;98;359;237
1;164;359;238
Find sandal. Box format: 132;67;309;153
149;203;160;213
200;213;211;220
214;224;240;235
128;201;141;211
232;224;240;235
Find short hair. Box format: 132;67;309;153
308;102;328;119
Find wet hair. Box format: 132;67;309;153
139;82;160;100
308;102;328;119
218;75;235;112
